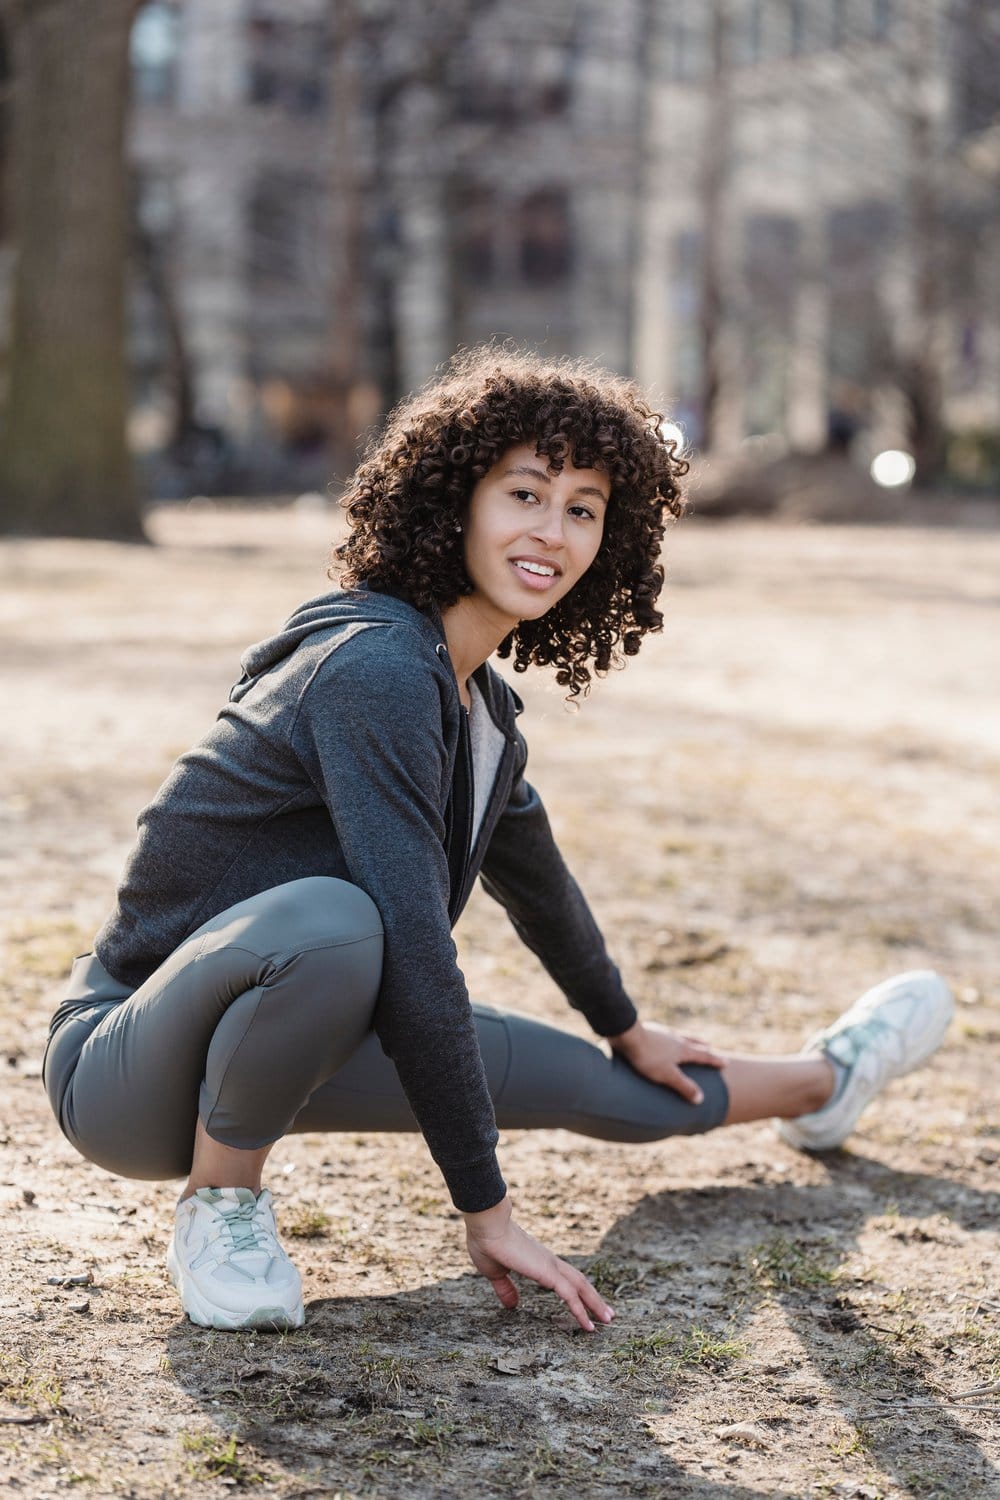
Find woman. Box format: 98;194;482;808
43;349;953;1333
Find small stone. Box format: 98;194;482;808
976;1146;998;1165
21;1189;36;1205
714;1421;770;1449
68;1299;90;1314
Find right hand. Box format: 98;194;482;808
463;1195;614;1333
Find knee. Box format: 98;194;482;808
228;878;383;963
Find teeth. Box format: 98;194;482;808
515;561;556;577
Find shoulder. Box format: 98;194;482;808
298;619;455;728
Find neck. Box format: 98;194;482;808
439;595;516;700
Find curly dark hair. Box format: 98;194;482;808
332;346;687;699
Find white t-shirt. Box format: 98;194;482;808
467;678;507;846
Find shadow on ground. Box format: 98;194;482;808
164;1157;998;1499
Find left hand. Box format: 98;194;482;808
608;1018;725;1105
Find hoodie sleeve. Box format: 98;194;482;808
479;729;638;1038
289;626;506;1213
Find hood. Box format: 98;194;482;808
232;586;445;698
231;584;522;729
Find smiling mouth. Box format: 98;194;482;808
512;559;560;578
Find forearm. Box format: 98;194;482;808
480;787;637;1036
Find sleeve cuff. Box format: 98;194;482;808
587;994;639;1038
441;1153;508;1214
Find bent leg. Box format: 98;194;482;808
51;878;383;1180
292;1006;730;1140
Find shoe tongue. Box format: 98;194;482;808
193;1186;258;1209
193;1187;269;1266
224;1187;259;1209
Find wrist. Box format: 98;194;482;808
463;1193;512;1236
608;1017;644;1054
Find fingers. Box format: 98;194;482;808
543;1260;614;1333
468;1223;613;1333
664;1064;706;1105
489;1274;519;1310
679;1034;726;1068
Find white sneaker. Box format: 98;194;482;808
167;1187;305;1330
777;970;954;1151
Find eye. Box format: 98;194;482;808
512;488;540;505
568;503;598;521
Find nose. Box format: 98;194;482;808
529;510;566;550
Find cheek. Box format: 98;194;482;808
460;519;494;581
578;528;605;576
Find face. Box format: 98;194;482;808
460;443;610;631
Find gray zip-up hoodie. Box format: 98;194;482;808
94;587;637;1211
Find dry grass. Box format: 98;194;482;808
0;508;997;1498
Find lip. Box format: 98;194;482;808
509;555;563;588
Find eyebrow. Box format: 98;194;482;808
502;464;610;504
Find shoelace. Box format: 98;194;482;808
205;1199;278;1261
824;1015;899;1070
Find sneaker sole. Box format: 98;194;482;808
778;971;954;1151
166;1241;305;1331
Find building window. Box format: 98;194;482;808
666;0;707;81
246;9;328;116
451;38;570;124
247;171;317;285
131;1;181;105
954;0;1000;138
741;0;764;63
872;0;892;41
519;190;572;284
736;0;807;65
456;187;498;287
831;0;848;47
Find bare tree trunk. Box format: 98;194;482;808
132;192;196;452
0;0;144;538
899;3;947;486
624;0;656;376
327;0;365;480
699;0;739;451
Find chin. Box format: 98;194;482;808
513;597;558;623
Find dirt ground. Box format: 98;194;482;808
0;504;997;1500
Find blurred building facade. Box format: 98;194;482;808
121;0;1000;491
637;0;1000;466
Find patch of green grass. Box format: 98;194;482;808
828;1420;875;1458
610;1324;746;1383
900;1471;957;1499
749;1235;838;1290
357;1340;406;1400
585;1256;645;1297
673;1326;748;1370
0;1352;65;1414
405;1417;454;1450
610;1329;674;1382
283;1202;331;1238
181;1431;263;1486
522;1440;562;1482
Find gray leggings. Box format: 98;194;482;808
42;877;729;1182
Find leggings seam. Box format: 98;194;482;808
268;932;382;968
196;932;382;973
202;984;270;1140
201;932;381;1138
